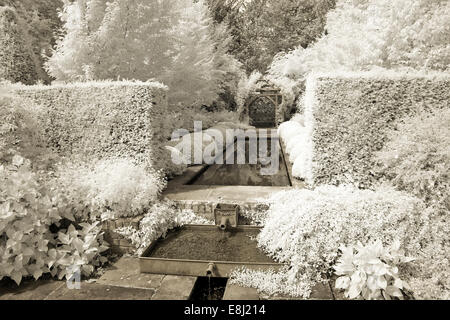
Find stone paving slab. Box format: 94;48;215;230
0;280;65;300
164;185;291;203
96;256;165;290
98;257;196;300
261;282;334;300
223;284;260;300
152;275;197;300
45;282;155;300
163;185;216;201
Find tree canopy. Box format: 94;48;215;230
46;0;242;108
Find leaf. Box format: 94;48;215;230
402;256;415;263
58;232;71;245
367;275;378;291
334;262;355;275
23;247;34;257
336;276;350;289
67;224;77;237
10;271;22;286
377;276;387;290
81;264;94;276
33;269;43;280
347;284;362;300
386;286;403;298
393;278;403;289
72;238;84;253
62;211;75;222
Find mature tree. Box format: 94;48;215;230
269;0;450;79
46;0;240;108
204;0;335;73
0;6;38;84
0;0;64;83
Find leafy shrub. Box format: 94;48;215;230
53;158;166;221
170;107;239;134
376;110;450;210
1;86;108;285
268;0;450;81
233;185;431;298
45;0;242;109
116;201;213;255
334;240;414;300
52;222;108;280
375;110;449;299
277;119;310;180
302;72;450;187
0;155;108;285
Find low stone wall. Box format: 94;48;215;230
175;200;269;223
102;216;142;254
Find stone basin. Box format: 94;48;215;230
139;225;284;278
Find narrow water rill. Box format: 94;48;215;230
189;137;291;187
189;277;228;301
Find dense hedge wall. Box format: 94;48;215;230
14;81;174;174
303;72;450;187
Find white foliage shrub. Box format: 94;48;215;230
277;121;303;142
0;156;108;285
230;267;310;298
116;201;213;256
268;0;450;81
55;158;166;220
278;119;310;180
46;0;242;109
235;185;431;298
291;151;310;180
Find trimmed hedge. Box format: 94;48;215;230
303;72;450;187
13;81;175;174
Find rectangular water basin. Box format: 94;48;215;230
139;225;284;277
188;137;291;187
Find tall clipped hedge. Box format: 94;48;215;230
14;81;175;174
0;6;38;84
303;72;450;187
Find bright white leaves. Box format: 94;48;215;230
268;0;450;80
250;185;424;298
0;155;108;285
334;240;414;300
46;0;239;108
116;201;213;256
55;158;165;220
278;119;311;180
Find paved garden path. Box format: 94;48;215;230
0;256;339;300
0;257;195;300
